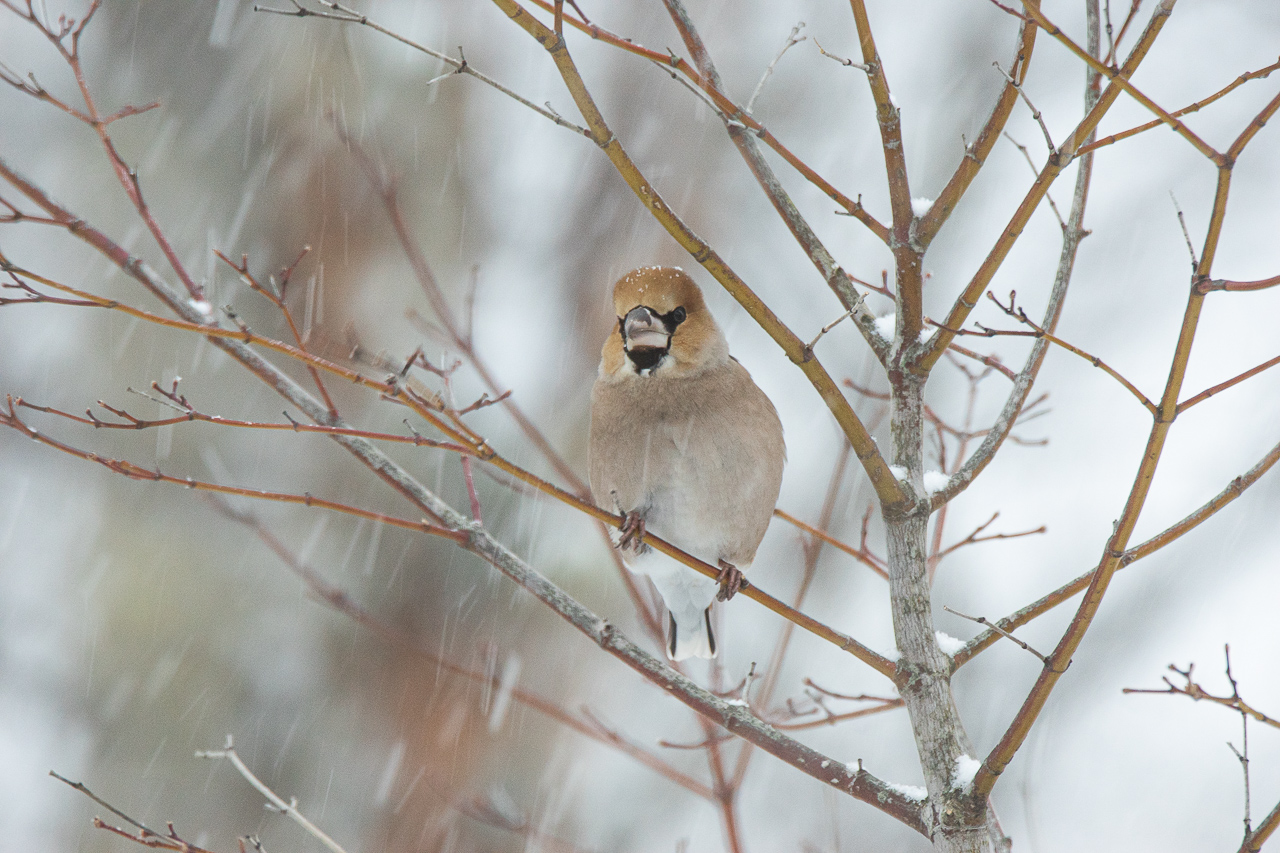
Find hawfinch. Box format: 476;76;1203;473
589;267;785;660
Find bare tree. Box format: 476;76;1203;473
2;1;1278;851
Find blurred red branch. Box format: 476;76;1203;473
774;507;888;580
209;496;715;800
1;397;468;536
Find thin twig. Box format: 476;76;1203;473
50;771;162;839
934;512;1046;560
773;507;888;579
1003;132;1065;229
252;1;589;136
197;736;350;853
982;291;1158;414
812;38;869;72
994;61;1056;154
1078;56;1280;156
746;22;805;114
51;769;222;853
942;606;1047;663
1196;273;1280;294
1121;657;1280;730
1226;646;1253;838
805;309;854;355
1177;352;1280;413
1170;192;1199;270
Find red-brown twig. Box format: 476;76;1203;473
1196;273;1280;294
943;291;1158;415
215;247;338;415
768;679;904;731
2;397;466;537
49;770;223;853
15;394;471;452
1122;655;1280;730
1078;56;1280;156
933;512;1046;562
772;698;904;731
1177;353;1280;413
1124;646;1279;844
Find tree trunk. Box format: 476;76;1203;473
887;370;990;851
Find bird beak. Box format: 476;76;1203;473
622;306;671;352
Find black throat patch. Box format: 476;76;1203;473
626;346;666;373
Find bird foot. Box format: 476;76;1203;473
617;510;646;552
716;559;744;602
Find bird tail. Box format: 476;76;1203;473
668;608;717;660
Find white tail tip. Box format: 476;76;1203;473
668;608;716;660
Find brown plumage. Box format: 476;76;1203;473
589;267;785;660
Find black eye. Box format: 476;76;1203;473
668;306;687;326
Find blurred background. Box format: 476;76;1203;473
2;1;1279;850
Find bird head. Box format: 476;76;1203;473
601;267;729;379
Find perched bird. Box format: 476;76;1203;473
589;267;785;660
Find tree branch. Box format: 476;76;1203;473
1010;1;1221;164
1177;352;1280;413
847;0;923;349
927;1;1104;510
658;0;886;359
523;0;892;243
0;156;931;829
917;3;1040;249
918;0;1175;375
971;75;1278;794
1077;55;1280;156
955;432;1280;667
